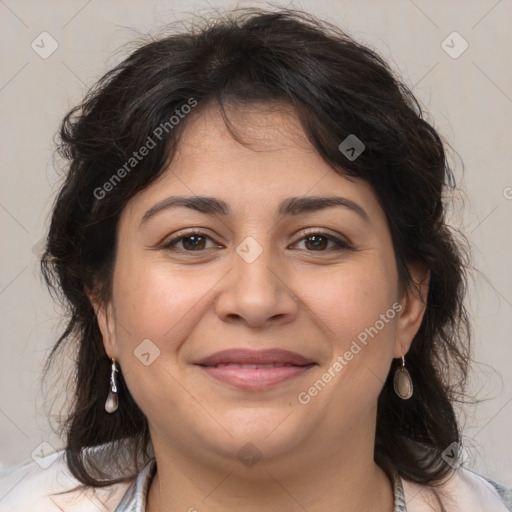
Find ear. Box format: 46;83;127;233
85;286;118;359
393;262;430;358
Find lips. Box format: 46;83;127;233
194;349;316;390
195;348;315;367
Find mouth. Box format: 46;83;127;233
206;363;299;368
194;349;317;390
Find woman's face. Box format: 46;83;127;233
94;102;427;470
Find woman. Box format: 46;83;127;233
1;7;510;512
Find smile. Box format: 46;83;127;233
206;363;298;368
197;363;316;390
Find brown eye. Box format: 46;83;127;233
163;232;216;252
180;235;207;251
303;234;329;251
293;232;351;252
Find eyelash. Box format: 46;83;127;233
161;229;353;253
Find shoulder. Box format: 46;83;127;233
0;450;132;512
401;466;512;512
483;475;512;510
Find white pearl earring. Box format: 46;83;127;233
105;358;119;413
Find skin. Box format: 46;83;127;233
91;102;429;512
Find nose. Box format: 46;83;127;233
215;239;299;328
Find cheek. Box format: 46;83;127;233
302;259;400;403
112;255;214;344
295;264;399;421
109;258;214;421
304;260;398;345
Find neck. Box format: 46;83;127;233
145;422;394;512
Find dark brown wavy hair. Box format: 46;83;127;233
41;6;471;489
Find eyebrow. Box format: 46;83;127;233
140;195;370;226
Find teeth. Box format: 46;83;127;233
212;363;296;369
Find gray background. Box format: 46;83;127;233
1;0;511;484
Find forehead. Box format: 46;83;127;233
119;102;385;227
178;101;310;154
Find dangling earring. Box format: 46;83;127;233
105;358;119;413
393;356;413;400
